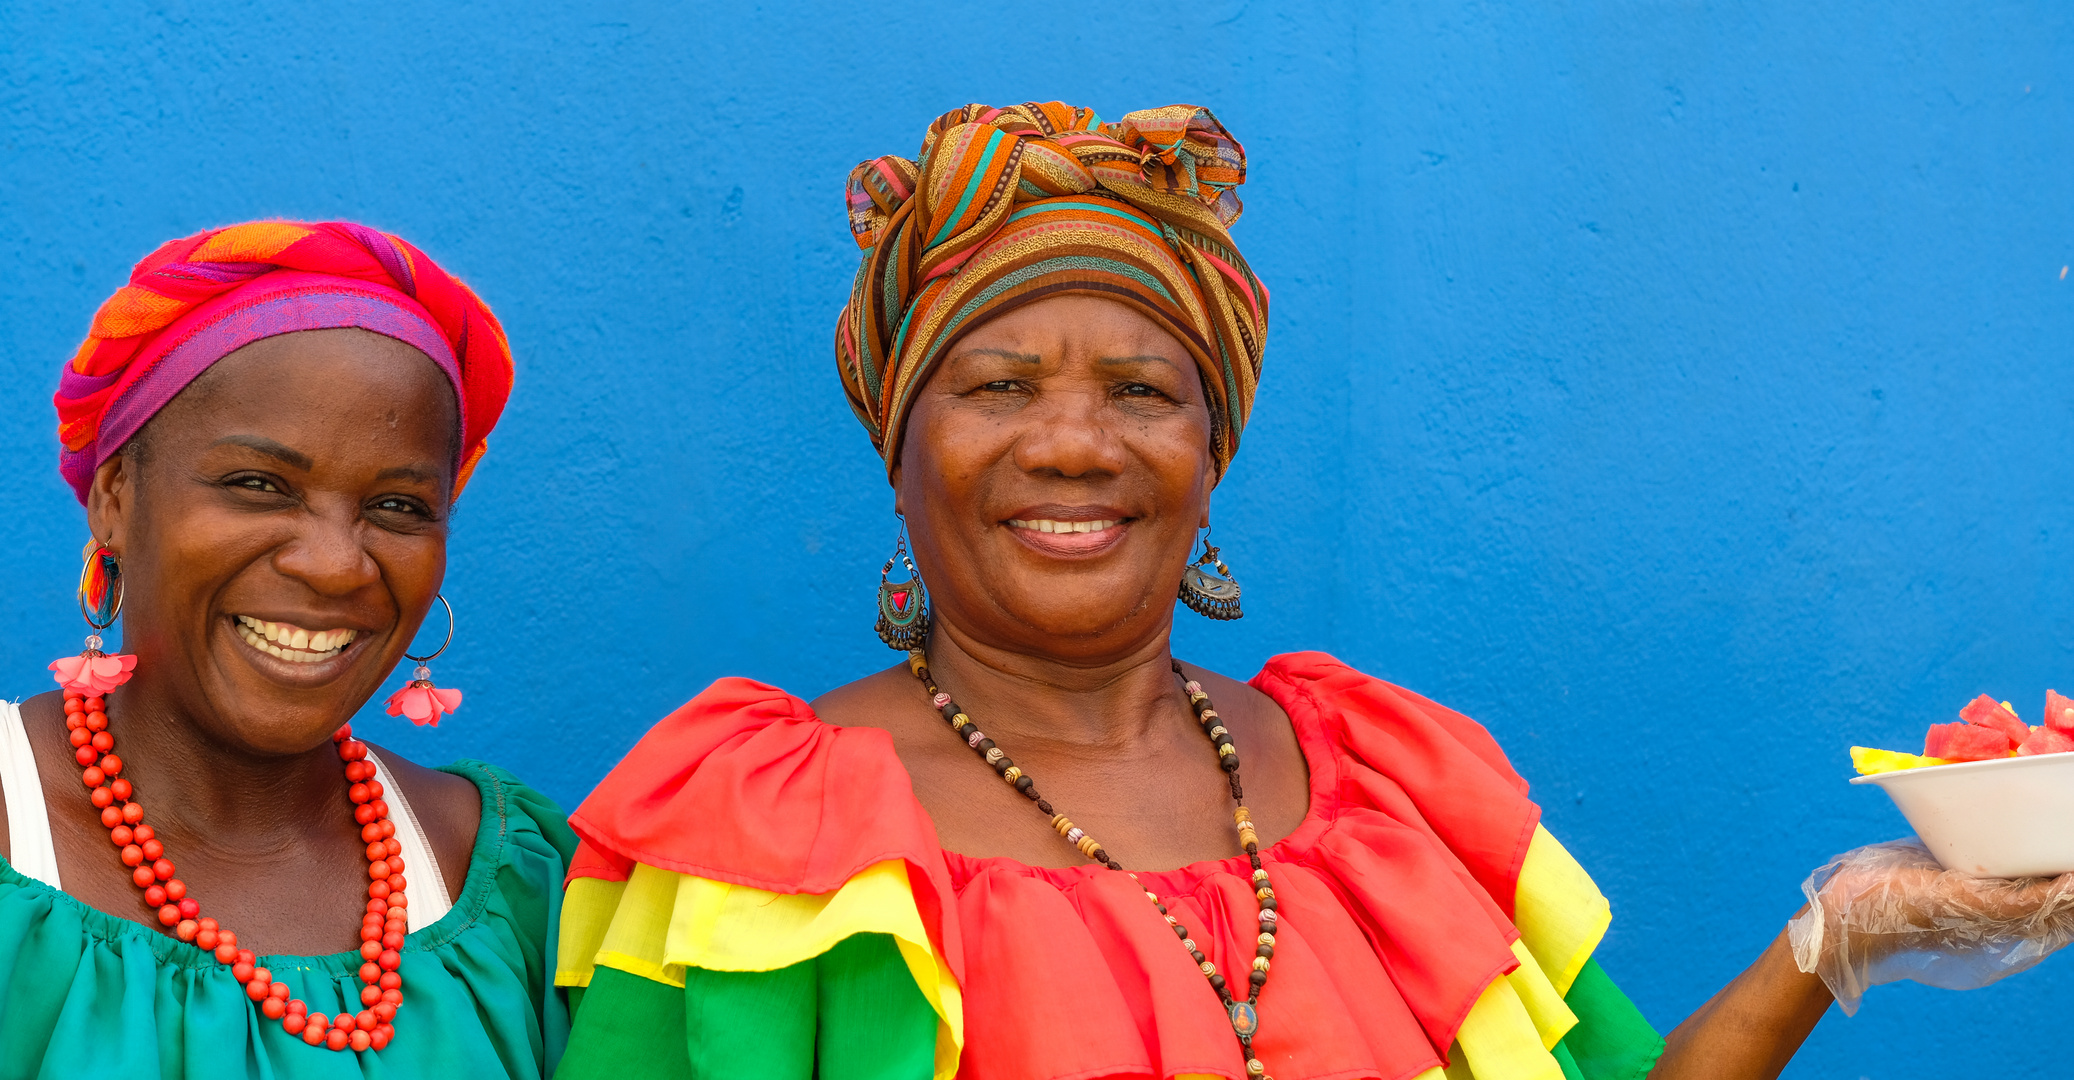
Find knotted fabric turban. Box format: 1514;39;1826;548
54;220;513;504
837;101;1269;473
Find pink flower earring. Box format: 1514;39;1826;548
384;595;461;726
50;539;138;694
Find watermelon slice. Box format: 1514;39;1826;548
1959;694;2029;746
2046;690;2074;735
2019;727;2074;756
1924;721;2015;761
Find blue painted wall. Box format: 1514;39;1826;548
3;2;2070;1074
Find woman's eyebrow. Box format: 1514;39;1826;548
376;463;445;484
1099;354;1183;371
212;435;312;470
954;348;1043;364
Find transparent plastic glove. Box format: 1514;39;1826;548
1787;838;2074;1014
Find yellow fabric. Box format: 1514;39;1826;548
1503;938;1579;1050
1451;961;1570;1079
1417;824;1613;1079
558;876;640;984
1513;824;1613;996
557;860;964;1080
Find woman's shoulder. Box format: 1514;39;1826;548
365;745;481;898
437;758;579;862
1251;651;1541;912
566;674;938;895
1250;650;1529;794
359;747;577;905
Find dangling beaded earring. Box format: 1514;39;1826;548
48;539;139;694
875;519;931;651
1178;528;1244;621
384;595;462;726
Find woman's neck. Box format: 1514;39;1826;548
97;671;350;852
920;618;1190;751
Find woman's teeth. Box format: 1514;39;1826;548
235;616;356;663
1008;518;1120;534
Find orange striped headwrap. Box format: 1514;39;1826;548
55;220;512;504
837;101;1269;474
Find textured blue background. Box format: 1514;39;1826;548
3;2;2071;1074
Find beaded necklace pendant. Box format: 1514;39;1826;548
1230;1000;1259;1038
908;652;1280;1080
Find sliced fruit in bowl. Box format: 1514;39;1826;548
1851;689;2074;878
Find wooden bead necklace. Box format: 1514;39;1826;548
907;652;1281;1080
61;686;410;1053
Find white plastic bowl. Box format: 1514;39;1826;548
1853;752;2074;878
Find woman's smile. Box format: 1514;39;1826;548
1004;510;1131;558
232;615;361;663
226;613;370;685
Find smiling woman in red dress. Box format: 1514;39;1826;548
554;102;2041;1080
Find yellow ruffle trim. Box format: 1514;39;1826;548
1418;823;1615;1080
557;859;963;1080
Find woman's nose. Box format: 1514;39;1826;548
1012;387;1128;478
271;506;381;596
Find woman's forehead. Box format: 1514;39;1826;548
147;329;458;451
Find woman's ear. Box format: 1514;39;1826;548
85;454;135;556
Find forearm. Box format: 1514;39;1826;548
1649;926;1831;1080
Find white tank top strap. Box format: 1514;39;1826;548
0;701;61;889
364;749;454;931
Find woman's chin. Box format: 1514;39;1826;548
995;592;1165;643
189;674;364;754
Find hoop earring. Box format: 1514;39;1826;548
385;595;462;727
48;538;139;694
79;539;123;630
1178;528;1243;620
876;519;931;651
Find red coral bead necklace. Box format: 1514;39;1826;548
61;686;410;1053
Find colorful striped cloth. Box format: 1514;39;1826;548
54;221;512;503
837;101;1269;473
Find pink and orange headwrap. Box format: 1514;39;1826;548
837;101;1270;474
54;221;513;503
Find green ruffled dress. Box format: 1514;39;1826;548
0;760;576;1079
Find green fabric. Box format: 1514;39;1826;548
557;931;937;1080
0;760;577;1079
556;968;694;1080
1551;959;1665;1080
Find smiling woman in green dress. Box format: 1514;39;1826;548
0;220;574;1076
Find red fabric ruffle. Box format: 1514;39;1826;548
568;652;1542;1080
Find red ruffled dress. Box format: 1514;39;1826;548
554;654;1662;1080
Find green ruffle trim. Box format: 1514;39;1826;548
1550;959;1665;1080
559;932;935;1080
